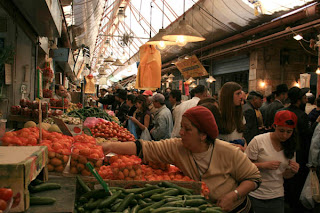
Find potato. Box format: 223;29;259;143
77;163;85;171
48;151;55;159
70;166;78;174
55;165;64;172
70;159;77;167
50;158;62;166
62;155;69;163
123;168;129;177
55;153;63;159
118;171;125;179
78;156;87;164
71;154;78;160
129;169;136;178
95;159;103;167
47;164;54;172
81;169;91;176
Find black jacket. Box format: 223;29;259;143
116;102;130;123
308;108;320;126
243;102;260;144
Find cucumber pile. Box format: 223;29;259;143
28;179;61;205
75;180;224;213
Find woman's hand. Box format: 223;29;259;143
262;161;281;170
289;160;299;173
217;191;237;212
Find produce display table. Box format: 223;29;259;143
7;115;39;129
26;175;76;213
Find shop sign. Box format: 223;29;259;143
175;55;208;78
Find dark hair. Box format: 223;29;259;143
200;102;221;133
135;95;148;113
316;97;320;107
100;88;107;92
170;90;182;102
191;85;206;95
308;95;316;104
267;93;275;103
276;126;297;159
219;82;245;134
55;84;61;92
275;84;288;96
198;97;218;106
127;94;136;104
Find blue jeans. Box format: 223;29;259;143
249;196;284;213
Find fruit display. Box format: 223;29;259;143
1;127;40;146
43;89;53;98
73;134;96;144
109;155;142;180
90;121;135;142
0;188;13;212
11;100;51;118
20;99;30;108
40;132;74;173
147;161;170;171
67;107;119;123
10;105;21;115
70;143;104;176
66;103;83;113
74;180;221;213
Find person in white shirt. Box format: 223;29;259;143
171;85;208;138
245;110;300;213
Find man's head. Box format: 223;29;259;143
288;87;309;109
55;84;66;97
306;93;315;105
191;85;208;99
274;84;288;103
165;88;171;94
266;93;275;103
76;86;81;92
115;89;127;102
169;90;182;106
247;91;263;109
152;93;165;108
132;89;139;97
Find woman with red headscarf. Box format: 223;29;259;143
101;106;261;212
245;110;300;213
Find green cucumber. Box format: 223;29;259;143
116;193;135;212
162;200;185;207
167;208;201;213
140;202;154;208
29;183;61;193
98;190;122;208
184;199;208;207
150;189;180;201
138;200;166;213
124;187;145;194
151;207;200;213
185;195;206;200
111;201;122;212
142;188;165;198
131;204;140;213
30;196;56;205
84;198;103;210
76;176;91;193
160;181;192;195
143;198;153;203
82;189;108;200
78;196;88;204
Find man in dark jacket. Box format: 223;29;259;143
115;89;129;123
243;91;263;144
284;87;312;213
264;84;288;129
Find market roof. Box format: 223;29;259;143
62;0;315;82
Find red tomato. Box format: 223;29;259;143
0;188;13;201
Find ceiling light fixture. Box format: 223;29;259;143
186;77;195;84
190;83;197;88
118;8;125;22
162;74;168;79
206;76;216;83
112;59;124;66
162;0;205;46
293;34;303;41
316;66;320;75
168;74;175;78
104;55;115;63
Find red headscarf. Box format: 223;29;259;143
183;106;219;139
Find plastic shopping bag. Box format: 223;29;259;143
300;170;315;209
127;119;138;139
311;170;320;203
140;128;152;141
83;117;108;128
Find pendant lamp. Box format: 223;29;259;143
104;55;115;63
190;83;197;88
162;74;168;79
187;77;195;84
147;29;176;50
168;73;175;78
162;19;205;46
104;64;111;69
206;76;216;83
98;67;107;75
112;59;124;66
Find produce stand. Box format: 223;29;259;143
26;175;76;213
7;115;39;129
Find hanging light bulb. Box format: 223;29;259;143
168;74;175;78
167;77;173;83
176;36;187;46
316;66;320;75
104;55;115;63
260;81;266;88
190;83;197;88
118;8;125;22
147;29;176;50
157;41;166;50
186;77;195;84
162;74;168;79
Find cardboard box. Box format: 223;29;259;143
0;146;48;212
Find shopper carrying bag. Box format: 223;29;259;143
140;127;152;141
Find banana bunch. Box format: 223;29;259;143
66;103;79;113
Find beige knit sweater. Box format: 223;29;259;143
141;138;261;210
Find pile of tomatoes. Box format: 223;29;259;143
1;127;40;146
109;155;142;180
0;188;13;212
70;143;104;176
73;134;96;144
89;121;135;142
